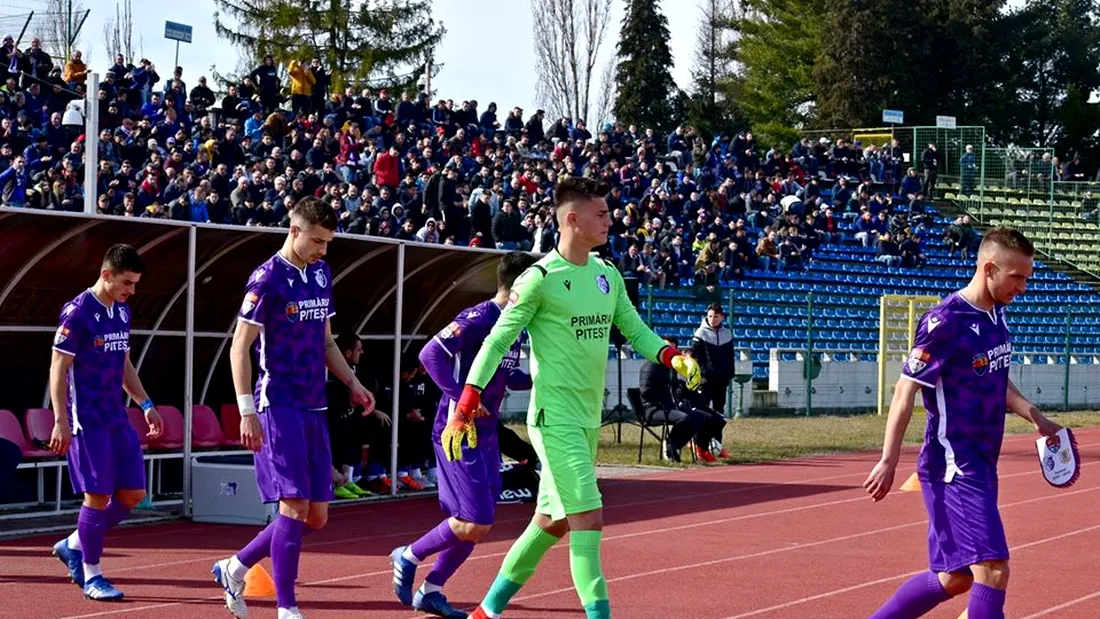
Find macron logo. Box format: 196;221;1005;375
970;324;981;336
927;316;941;333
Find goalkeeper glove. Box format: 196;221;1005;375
659;346;702;390
441;385;485;461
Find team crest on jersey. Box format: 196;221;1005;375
595;273;610;294
54;326;70;345
907;347;930;374
119;307;128;323
504;289;520;311
285;301;300;322
241;292;259;314
314;269;327;288
93;335;105;350
441;321;462;339
972;352;990;376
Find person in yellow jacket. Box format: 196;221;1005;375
288;59;316;116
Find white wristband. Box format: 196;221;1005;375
237;393;257;416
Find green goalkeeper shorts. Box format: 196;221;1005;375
528;424;602;521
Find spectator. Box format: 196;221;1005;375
287;58;315;116
691;303;735;414
921;143;939;197
63;50;89;86
491;197;527;250
755;229;779;271
694;261;721;303
326;332;391;499
639;339;722;463
778;231;803;270
899;232;926;268
875;232;902;267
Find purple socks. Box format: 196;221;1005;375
410;520;475;587
237;519;278;567
104;499;131;529
410;520;460;559
270;515;308;609
427;541;476;586
869;571;951;619
968;583;1006;619
77;506;108;565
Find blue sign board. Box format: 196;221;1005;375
882;109;904;125
164;21;193;44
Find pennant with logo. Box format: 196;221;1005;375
1036;427;1080;488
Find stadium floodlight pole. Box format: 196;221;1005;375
82;72;100;215
389;243;406;497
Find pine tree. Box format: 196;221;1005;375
813;0;928;128
732;0;825;145
212;0;444;92
612;0;678;131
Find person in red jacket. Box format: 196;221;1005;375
374;144;400;190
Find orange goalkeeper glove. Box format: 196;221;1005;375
441;385;486;461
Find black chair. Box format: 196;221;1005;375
626;387;680;464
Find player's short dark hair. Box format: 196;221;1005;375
334;331;360;353
291;196;338;231
980;226;1035;257
707;302;725;315
497;251;537;290
554;176;609;210
102;244;145;275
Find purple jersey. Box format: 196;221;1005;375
902;292;1011;483
52;290;131;431
238;253;334;411
422;300;526;442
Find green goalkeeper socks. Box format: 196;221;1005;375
481;522;561;615
569;530;610;618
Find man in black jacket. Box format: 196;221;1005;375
326;332;392;498
639;339;726;463
691;303;736;414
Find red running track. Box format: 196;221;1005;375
2;428;1098;619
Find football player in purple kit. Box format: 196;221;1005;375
49;244;165;602
864;228;1063;619
390;251;537;619
212;197;377;619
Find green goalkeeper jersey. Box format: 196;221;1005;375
466;249;669;429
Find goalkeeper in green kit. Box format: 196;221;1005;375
452;177;701;619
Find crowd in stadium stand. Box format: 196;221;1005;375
0;38;1000;290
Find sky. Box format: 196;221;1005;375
4;0;700;115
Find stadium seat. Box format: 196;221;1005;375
127;408;151;450
149;405;184;450
22;408;56;457
0;409;51;458
192;405;228;448
219;404;242;446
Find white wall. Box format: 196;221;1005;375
769;351;1100;410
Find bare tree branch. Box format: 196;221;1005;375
45;0;85;60
101;0;134;63
532;0;611;127
593;53;617;129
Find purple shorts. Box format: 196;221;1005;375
67;423;146;495
434;438;501;526
255;407;334;504
922;475;1009;573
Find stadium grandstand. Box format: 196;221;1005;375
2;9;1099;538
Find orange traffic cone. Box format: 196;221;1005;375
244;563;276;598
899;472;921;493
